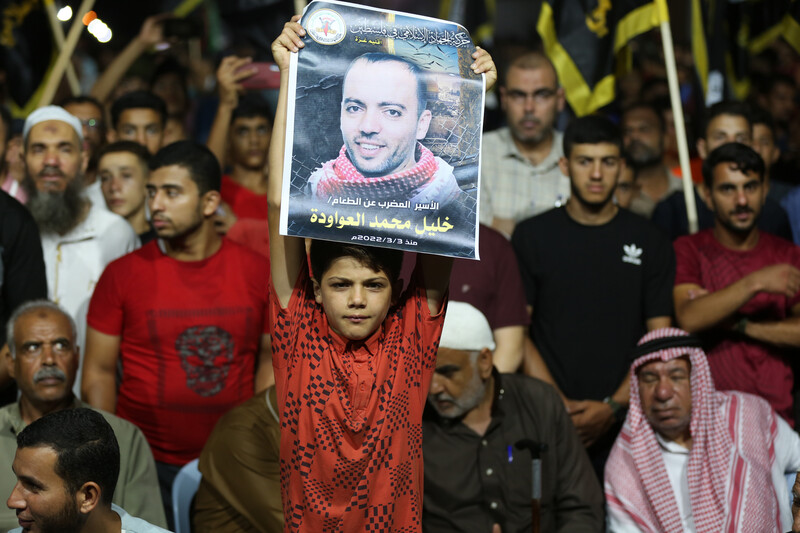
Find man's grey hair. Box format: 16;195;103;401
6;300;77;359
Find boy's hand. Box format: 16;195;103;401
471;46;497;92
217;56;255;108
271;15;306;73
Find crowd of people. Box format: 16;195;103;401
1;7;800;533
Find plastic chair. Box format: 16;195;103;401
172;458;202;533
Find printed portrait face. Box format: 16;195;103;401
340;56;432;177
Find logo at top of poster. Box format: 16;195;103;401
307;8;347;45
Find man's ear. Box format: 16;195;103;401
76;482;101;515
477;347;493;379
556;87;565;113
697;138;708;160
201;190;222;217
499;86;508;112
3;344;15;381
699;183;713;210
558;156;569;177
415;109;432;140
80;147;89;175
312;277;322;304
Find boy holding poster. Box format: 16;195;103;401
269;14;495;532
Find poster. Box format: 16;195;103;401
280;0;484;258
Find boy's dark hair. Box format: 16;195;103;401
110;91;167;129
17;408;120;506
701;142;765;189
344;53;428;118
622;101;665;132
310;241;403;288
749;106;776;139
699;101;751;141
231;94;273;125
562;115;623;158
149;140;221;194
59;95;104;115
96;140;151;168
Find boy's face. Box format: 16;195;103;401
98;151;148;220
313;256;393;341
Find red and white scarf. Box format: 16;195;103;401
605;327;780;533
314;143;439;200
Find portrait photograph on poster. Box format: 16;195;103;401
280;0;485;258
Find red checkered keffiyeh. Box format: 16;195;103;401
314;143;439;200
604;327;781;533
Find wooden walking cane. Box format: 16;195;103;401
516;439;547;533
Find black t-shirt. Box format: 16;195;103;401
511;207;675;400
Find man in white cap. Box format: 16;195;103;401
21;106;137;388
422;301;603;533
605;327;800;532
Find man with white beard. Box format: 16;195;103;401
421;302;603;533
21;106;137;392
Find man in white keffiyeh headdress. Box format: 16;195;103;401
604;327;800;533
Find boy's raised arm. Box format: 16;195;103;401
268;17;307;308
419;47;496;315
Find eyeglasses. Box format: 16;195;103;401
79;118;103;131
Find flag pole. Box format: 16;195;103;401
656;0;698;233
38;0;96;107
43;0;81;96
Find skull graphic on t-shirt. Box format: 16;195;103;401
175;325;235;396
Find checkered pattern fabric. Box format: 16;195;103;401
314;143;438;200
604;328;781;532
270;262;445;532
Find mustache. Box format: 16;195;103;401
731;207;754;214
37;165;66;178
33;366;67;384
432;393;456;403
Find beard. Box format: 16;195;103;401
35;495;86;533
718;206;761;235
430;370;487;419
626;140;663;169
570;181;616;210
23;172;87;235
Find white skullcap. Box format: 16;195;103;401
23;105;83;143
439;301;496;351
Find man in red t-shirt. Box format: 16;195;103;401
269;19;495;532
674;142;800;423
81;141;272;528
